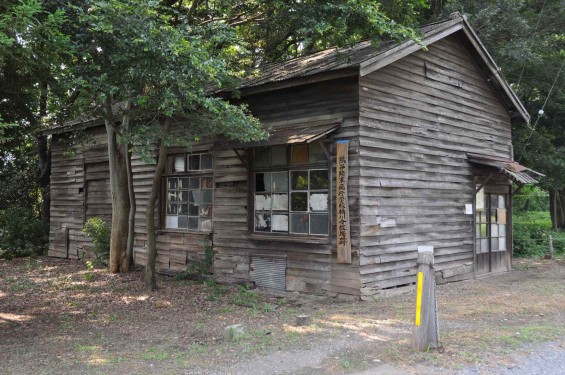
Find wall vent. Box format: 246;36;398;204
250;256;286;291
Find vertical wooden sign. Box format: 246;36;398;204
336;140;351;263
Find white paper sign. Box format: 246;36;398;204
465;203;473;215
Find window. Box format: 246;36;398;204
475;188;507;253
165;152;213;231
252;143;330;236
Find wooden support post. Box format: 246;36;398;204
546;235;554;260
414;246;440;352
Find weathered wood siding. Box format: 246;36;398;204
214;77;362;296
357;34;513;298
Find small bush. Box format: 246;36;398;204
175;234;214;281
0;207;48;259
513;211;565;257
82;217;110;266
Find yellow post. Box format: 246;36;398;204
413;246;439;351
415;271;424;326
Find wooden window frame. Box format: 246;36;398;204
160;152;214;233
249;142;332;240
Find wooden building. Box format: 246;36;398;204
47;13;540;299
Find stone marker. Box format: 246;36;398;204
296;315;311;326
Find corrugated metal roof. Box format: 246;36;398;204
467;153;542;184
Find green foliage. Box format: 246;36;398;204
84;260;95;281
513;211;565;257
82;217;110;267
513;185;549;212
0;207;48;259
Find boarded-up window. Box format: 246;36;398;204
85;162;111;222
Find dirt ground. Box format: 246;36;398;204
0;257;563;375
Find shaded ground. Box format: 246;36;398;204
0;257;563;374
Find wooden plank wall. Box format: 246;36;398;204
214;77;362;296
357;34;514;299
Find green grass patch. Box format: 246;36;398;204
513;211;565;257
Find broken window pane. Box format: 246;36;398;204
189;155;200;170
310;170;329;190
201;153;213;170
199;205;212;217
255;213;271;232
272;214;288;232
292;144;308;164
168;190;178;202
271;172;288;192
291;171;308;190
271;145;287;166
310;214;328;235
174;156;185;172
178;178;189;189
291;192;308;211
189;204;198;216
290;213;309;233
166;215;178;229
202;177;213;189
178;204;188;215
255;173;272;193
178;190;189;202
255;194;272;211
201;190;212;204
254;147;270;167
272;194;288;211
309;193;328;212
309;142;326;162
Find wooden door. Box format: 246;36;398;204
475;188;509;274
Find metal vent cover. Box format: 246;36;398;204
250;256;287;291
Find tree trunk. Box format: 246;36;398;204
104;95;131;273
549;189;565;230
37;81;51;228
144;118;171;291
122;101;135;270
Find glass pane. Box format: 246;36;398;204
480;238;488;252
310;193;328;212
272;172;288;192
475;224;481;237
498;195;506;208
168;190;177;202
499;237;506;251
200;218;212;232
178;178;189;189
497;208;507;224
166;216;178;229
310;170;329;190
499;224;506;236
201;190;212;204
255;194;272;211
190;190;201;204
475;241;481;252
255;213;271;232
178;190;189;202
491;224;498;237
480;211;487;222
490;195;499;208
491;238;499;251
189;177;200;189
272;214;288;232
292;144;308;164
309;142;326;162
490;210;497;223
272;194;288;211
188;204;198;216
255;173;272;193
202;177;213;189
290;213;309;234
178;215;188;229
174;156;185;172
291;192;308;211
254;147;270;167
178;204;188;215
201;153;213;170
189;155;200;170
271;145;287;166
168;178;178;190
476;186;485;210
480;224;487;237
167;204;178;215
291;171;308;190
199;205;212;217
188;217;199;229
310;214;329;235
